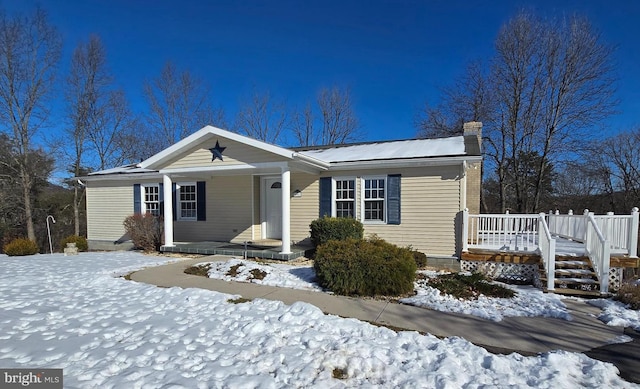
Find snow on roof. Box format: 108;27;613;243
298;136;468;163
88;164;157;176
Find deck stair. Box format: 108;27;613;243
540;255;602;296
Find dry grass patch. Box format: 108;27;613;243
226;263;243;277
184;264;211;277
615;281;640;310
227;297;252;304
422;272;516;300
332;368;348;379
249;268;267;280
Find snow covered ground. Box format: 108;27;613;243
206;258;323;292
205;260;571;322
400;272;571;322
0;252;637;388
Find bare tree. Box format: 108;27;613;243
290;104;318;147
87;90;139;169
586;129;640;212
290;86;361;147
0;8;61;241
317;86;360;145
64;35;108;235
144;61;224;153
64;35;141;234
235;90;287;144
418;11;616;213
417;61;492;138
495;13;615;212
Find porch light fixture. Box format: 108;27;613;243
292;189;302;197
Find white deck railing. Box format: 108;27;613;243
585;214;611;294
464;211;539;252
548;208;639;257
547;212;587;242
538;213;556;291
462;207;639;294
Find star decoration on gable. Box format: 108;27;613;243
209;140;226;162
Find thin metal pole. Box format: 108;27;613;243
46;215;56;254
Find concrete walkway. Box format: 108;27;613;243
129;255;640;382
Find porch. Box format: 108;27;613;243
461;208;640;295
160;240;313;260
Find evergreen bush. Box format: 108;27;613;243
123;214;164;252
314;237;417;296
3;238;39;256
411;250;428;268
309;217;364;247
60;235;88;252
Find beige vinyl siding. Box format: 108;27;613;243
321;165;462;256
165;137;287;169
290;173;319;244
86;181;135;241
174;176;253;243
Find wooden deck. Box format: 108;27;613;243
460;250;541;264
461;249;639;269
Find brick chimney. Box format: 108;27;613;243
463;121;482;153
462;121;482;216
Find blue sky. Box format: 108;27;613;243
3;0;639;144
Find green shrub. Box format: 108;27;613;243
59;235;88;252
123;214;164;252
3;238;39;256
310;217;364;247
411;250;428;268
314;237;417;296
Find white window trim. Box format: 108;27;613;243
176;182;197;221
141;184;160;216
332;176;357;218
361;176;387;224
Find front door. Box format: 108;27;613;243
264;178;282;239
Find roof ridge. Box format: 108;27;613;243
292;135;462;152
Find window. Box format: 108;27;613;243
335;179;355;218
143;185;160;216
363;177;385;222
178;184;197;220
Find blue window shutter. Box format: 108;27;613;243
197;181;206;221
133;184;141;214
172;183;177;221
387;175;401;225
319;177;331;218
158;183;164;215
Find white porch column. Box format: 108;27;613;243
630;207;639;258
163;174;174;247
280;167;291;254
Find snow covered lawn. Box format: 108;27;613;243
203;259;572;322
0;252;636;388
205;258;322;292
400;271;571;322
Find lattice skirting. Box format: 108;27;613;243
609;267;623;290
460;260;540;285
461;260;624;291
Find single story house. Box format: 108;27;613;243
83;122;483;258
